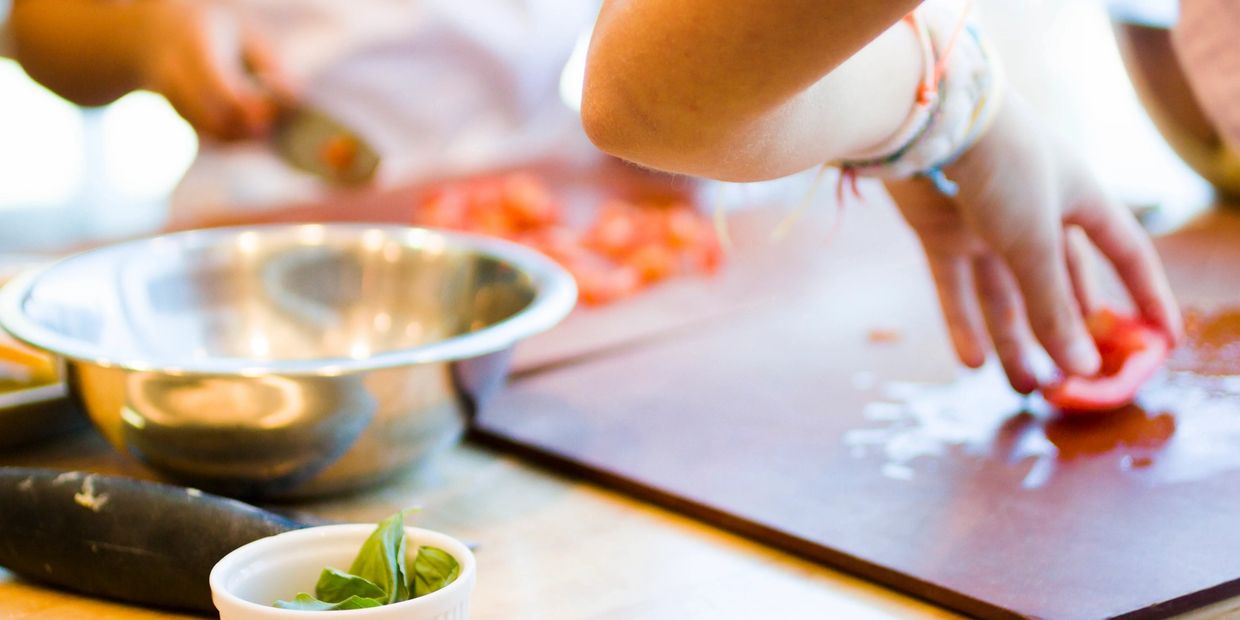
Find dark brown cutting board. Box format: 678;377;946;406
474;198;1240;620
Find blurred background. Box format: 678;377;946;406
0;0;196;249
0;0;1212;253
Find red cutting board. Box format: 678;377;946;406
475;198;1240;620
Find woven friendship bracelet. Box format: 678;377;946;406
835;0;1003;197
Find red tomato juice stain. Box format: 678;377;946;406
845;307;1240;488
1040;406;1176;460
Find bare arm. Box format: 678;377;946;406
582;0;1183;393
10;0;291;140
10;0;149;106
582;0;925;181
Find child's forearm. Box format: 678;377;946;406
583;0;926;181
11;0;150;106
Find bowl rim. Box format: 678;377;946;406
209;524;476;618
0;223;577;376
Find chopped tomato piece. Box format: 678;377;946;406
501;173;559;228
468;179;505;214
318;134;359;174
1041;309;1171;414
412;172;723;306
680;225;724;273
664;207;711;249
625;243;677;283
564;254;641;305
469;205;517;237
417;189;470;229
584;201;642;256
517;226;580;263
867;328;903;344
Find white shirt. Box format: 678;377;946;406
173;0;598;219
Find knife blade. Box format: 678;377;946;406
0;467;305;613
270;105;380;186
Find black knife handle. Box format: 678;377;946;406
0;467;304;613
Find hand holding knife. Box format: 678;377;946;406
157;2;383;187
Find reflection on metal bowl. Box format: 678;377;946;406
1111;10;1240;201
0;224;576;498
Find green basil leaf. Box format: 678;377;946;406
348;511;405;604
272;509;428;609
393;525;412;602
273;592;384;610
314;567;386;603
411;546;460;597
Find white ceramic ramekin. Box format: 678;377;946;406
210;525;475;619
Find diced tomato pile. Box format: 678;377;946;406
413;173;723;305
1041;309;1171;415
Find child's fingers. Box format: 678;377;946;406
161;69;235;140
996;228;1100;378
973;254;1040;394
191;60;259;141
927;254;988;368
159;59;249;141
243;28;298;103
885;177;988;369
1065;225;1100;316
1067;202;1183;343
179;11;267;141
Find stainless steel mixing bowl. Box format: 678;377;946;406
0;224;576;498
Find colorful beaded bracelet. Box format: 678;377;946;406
835;0;1003;198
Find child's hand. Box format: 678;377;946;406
886;94;1181;393
133;0;293;141
12;0;294;141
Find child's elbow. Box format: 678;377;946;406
581;79;651;164
582;68;782;182
581;76;709;178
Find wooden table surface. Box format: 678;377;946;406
0;428;960;620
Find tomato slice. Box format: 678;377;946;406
1041;309;1171;414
